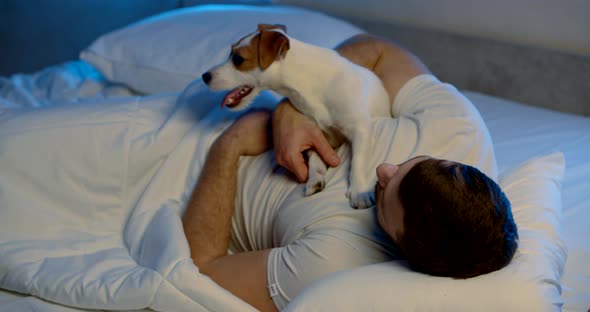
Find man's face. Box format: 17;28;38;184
374;156;430;241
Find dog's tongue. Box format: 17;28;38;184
222;87;243;108
222;85;253;108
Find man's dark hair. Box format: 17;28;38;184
395;159;518;278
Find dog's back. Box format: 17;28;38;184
333;60;391;118
281;37;391;130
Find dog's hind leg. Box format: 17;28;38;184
305;150;328;196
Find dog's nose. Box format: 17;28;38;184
202;72;212;84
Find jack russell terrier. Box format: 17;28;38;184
202;24;391;209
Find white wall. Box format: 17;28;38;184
274;0;590;56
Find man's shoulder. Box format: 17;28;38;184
393;74;477;119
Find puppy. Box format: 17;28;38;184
202;24;391;209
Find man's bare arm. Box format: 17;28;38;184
335;34;431;109
182;111;277;312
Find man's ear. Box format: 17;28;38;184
258;30;290;70
257;23;287;33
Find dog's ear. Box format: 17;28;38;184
257;23;287;33
258;30;290;70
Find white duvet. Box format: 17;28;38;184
0;80;277;311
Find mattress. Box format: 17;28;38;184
0;63;588;311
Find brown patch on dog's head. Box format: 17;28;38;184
230;35;260;71
229;24;290;71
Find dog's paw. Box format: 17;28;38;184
305;173;326;196
305;150;328;196
346;188;375;209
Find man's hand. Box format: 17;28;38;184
272;99;340;182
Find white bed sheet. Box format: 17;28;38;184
0;85;588;311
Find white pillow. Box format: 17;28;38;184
80;4;364;94
285;152;567;311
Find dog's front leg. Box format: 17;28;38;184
346;126;375;209
305;150;328;196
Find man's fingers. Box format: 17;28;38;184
288;152;309;182
276;147;309;182
313;135;340;168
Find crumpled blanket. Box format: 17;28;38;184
0;60;136;109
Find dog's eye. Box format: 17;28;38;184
232;54;245;67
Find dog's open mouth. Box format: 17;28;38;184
222;85;254;108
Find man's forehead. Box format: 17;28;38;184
396;155;431;177
404;155;430;166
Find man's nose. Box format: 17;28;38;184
376;163;399;187
202;72;212;84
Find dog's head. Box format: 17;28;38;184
202;24;290;110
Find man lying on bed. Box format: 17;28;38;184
182;34;518;311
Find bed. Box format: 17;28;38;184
0;2;588;312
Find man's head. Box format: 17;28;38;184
375;156;518;278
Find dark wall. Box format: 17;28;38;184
0;0;180;75
348;17;590;116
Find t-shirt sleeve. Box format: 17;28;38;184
266;228;393;310
389;74;498;180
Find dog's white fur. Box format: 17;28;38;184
203;26;391;209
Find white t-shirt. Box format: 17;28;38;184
229;74;498;310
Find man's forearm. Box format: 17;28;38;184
179;111;276;312
182;136;240;266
